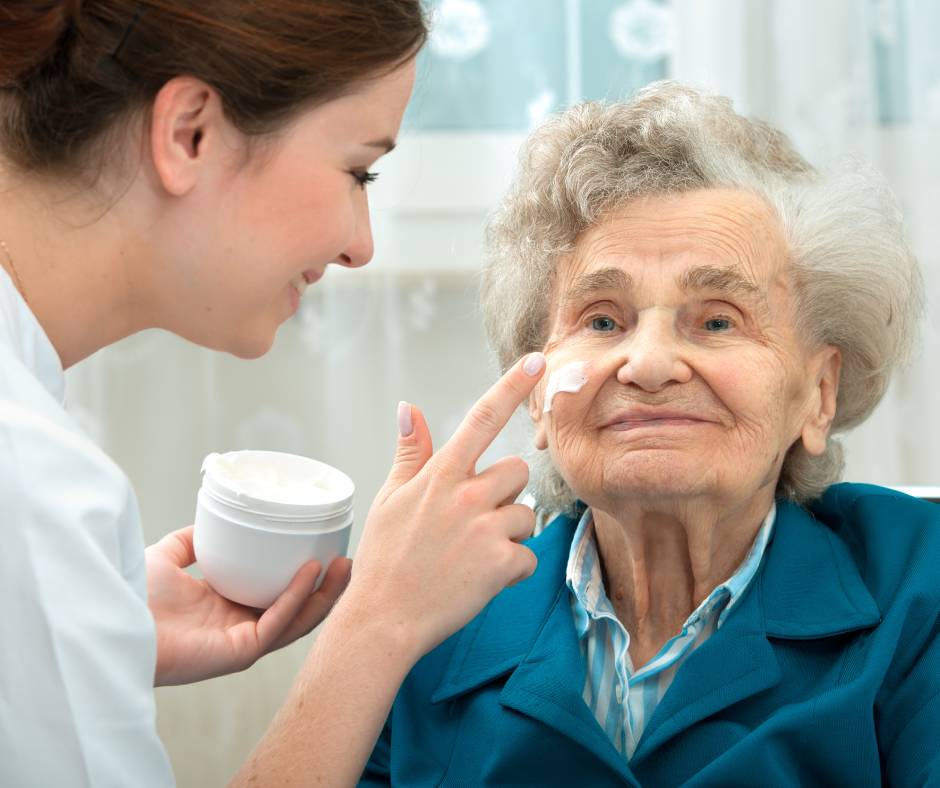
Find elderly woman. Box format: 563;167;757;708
360;82;938;787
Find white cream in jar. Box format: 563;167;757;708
193;450;354;608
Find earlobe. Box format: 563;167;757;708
534;422;549;451
528;389;549;450
800;346;842;456
149;77;222;197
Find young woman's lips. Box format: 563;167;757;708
288;282;301;313
288;269;323;308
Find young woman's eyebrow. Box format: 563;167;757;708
361;137;397;154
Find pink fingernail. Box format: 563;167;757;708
398;401;414;437
523;353;546;376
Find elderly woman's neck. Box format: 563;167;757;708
590;493;774;668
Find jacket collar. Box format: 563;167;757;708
432;514;638;783
432;511;579;703
633;498;881;762
760;498;881;638
431;498;880;770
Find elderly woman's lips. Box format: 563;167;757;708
601;409;713;429
605;417;708;430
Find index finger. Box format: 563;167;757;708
149;525;196;569
439;352;546;473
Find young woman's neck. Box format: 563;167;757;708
0;166;156;369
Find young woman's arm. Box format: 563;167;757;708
231;353;546;787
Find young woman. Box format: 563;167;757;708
0;2;545;785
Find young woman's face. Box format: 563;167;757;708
158;59;415;357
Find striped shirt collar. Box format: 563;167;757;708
566;503;777;643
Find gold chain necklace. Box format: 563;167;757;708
0;239;28;305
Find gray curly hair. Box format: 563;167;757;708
480;81;923;509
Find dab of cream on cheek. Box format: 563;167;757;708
542;360;589;413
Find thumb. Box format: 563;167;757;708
380;401;433;496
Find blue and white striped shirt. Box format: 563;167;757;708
564;504;775;759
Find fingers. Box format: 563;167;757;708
438;353;545;476
493;503;536;543
256;560;323;651
263;558;353;652
148;525;196;568
315;556;354;601
379;403;434;501
505;544;538;587
473;456;530;509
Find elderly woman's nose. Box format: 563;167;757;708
614;312;693;392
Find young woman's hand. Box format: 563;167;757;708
146;529;351;686
338;352;546;662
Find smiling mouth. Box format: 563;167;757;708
290;275;308;298
605;417;708;431
290;269;323;298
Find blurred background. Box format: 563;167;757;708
65;0;940;784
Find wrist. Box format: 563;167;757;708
322;584;425;675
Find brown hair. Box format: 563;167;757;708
0;0;427;176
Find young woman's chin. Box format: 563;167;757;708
226;326;280;359
228;338;276;360
178;318;280;359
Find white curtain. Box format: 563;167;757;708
64;1;940;784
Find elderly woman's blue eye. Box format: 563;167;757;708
591;317;617;332
704;317;733;332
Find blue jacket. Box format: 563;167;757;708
361;484;940;786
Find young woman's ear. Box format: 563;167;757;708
149;76;228;196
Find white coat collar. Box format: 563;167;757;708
0;266;65;403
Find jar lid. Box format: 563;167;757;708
201;450;354;522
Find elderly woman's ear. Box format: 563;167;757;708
799;345;842;456
529;386;549;450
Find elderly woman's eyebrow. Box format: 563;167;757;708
678;265;761;297
563;268;634;307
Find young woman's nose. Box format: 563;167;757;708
614;309;693;392
335;196;374;268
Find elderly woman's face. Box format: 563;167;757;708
530;188;839;511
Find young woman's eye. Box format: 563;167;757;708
591;316;618;332
704;316;734;332
351;170;379;188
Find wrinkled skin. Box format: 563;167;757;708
528;189;841;665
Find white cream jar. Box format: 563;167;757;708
193;450;354;608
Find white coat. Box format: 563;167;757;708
0;269;174;786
